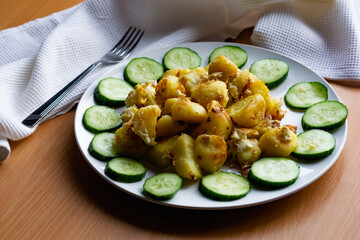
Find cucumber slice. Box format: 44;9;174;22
94;77;134;107
88;132;118;161
292;130;336;160
209;45;248;68
199;171;250;201
143;173;182;200
250;58;289;88
302;101;348;131
248;157;300;188
105;157;146;183
285;82;328;110
163;47;201;70
82;105;122;133
124;57;164;86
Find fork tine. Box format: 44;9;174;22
123;30;145;55
110;27;136;53
113;28;143;56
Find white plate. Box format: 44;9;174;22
74;42;347;210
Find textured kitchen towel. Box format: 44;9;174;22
252;0;360;84
0;0;355;161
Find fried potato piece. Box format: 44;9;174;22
247;78;286;119
162;97;182;116
178;67;208;96
156;115;188;138
131;105;161;146
247;78;272;109
208;55;238;82
227;69;251;100
228;70;286;121
171;98;207;124
113;123;149;159
267;97;286;121
191;100;233;140
120;105;138;123
194;134;227;173
227;93;266;127
191;80;229;108
227;128;261;167
125;80;158;108
253;114;281;137
259;126;299;157
155;76;186;104
147;135;178;168
172;134;202;180
161;68;190;80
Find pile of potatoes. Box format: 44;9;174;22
114;55;299;180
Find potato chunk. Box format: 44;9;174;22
161;68;190;80
191;100;233;140
113;123;148;159
227;69;251;100
227;128;261;167
208;55;238;82
259;126;299;157
155;76;186;104
191;80;229;108
131;105;161;146
194;134;227;173
178;67;208;95
120;105;138;123
125;80;158;108
171;98;207;124
227;93;266;127
156;115;188;138
147;135;178;168
172;134;202;180
267;97;286;121
162;97;181;116
247;78;272;109
253;114;281;137
237;76;286;121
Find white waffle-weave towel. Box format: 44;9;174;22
0;0;357;161
252;0;360;84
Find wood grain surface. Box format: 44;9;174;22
1;1;360;239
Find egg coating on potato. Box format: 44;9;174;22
259;126;299;157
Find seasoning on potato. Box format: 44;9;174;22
259;126;299;157
194;134;227;173
190;100;233;140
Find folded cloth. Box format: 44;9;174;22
252;0;360;85
0;0;355;161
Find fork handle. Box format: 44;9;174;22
22;61;102;128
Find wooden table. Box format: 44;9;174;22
1;1;360;239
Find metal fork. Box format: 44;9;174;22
22;27;144;128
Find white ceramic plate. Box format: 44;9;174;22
74;42;347;210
